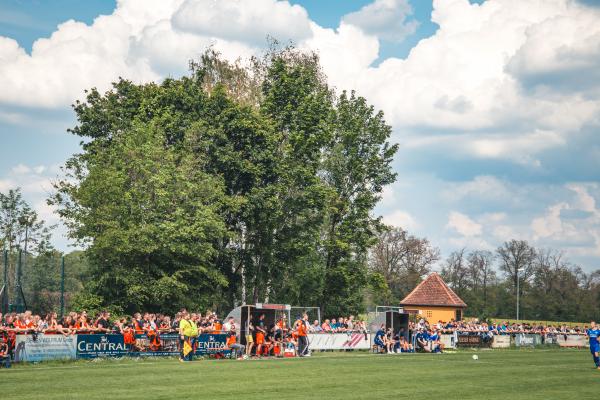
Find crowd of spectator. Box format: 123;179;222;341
0;310;228;336
0;311;371;335
309;316;368;333
418;319;588;336
0;309;591;366
0;310;367;363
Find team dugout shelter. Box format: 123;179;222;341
369;308;410;340
400;272;467;323
225;303;291;346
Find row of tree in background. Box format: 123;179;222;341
1;46;598;321
2;188;599;321
0;188;90;313
370;228;600;322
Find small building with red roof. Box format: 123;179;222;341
400;272;467;323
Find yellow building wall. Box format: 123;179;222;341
403;306;463;323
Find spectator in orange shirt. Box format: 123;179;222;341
296;314;309;357
226;326;245;359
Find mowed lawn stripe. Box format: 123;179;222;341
0;349;596;400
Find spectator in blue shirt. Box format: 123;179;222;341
374;324;386;352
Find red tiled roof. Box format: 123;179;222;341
400;272;467;308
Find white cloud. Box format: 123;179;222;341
0;163;71;249
506;4;600;93
448;236;493;251
172;0;312;45
528;184;600;258
0;14;159;108
302;22;379;92
0;0;264;108
491;224;517;242
531;202;567;239
339;0;600;166
11;164;31;174
0;109;26;124
467;129;566;166
442;175;510;202
382;209;418;230
379;185;396;206
566;183;597;213
480;212;507;224
446;211;482;237
2;0;600;168
342;0;418;42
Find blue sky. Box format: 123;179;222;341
1;0;600;272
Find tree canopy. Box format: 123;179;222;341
51;47;398;316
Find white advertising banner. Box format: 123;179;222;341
308;333;372;350
492;335;511;348
14;334;77;362
557;334;587;348
440;333;456;349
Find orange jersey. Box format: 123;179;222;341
226;335;236;346
75;320;89;329
14;321;27;329
297;322;307;337
133;320;144;334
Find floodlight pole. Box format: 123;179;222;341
2;250;6;287
60;255;65;318
1;249;8;314
516;268;522;321
15;249;24;312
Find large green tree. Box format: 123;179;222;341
53;121;227;314
52;47;398;316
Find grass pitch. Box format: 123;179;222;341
0;349;597;399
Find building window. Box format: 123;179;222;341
426;310;433;318
455;310;462;321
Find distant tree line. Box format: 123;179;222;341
0;188;89;314
2;187;599;321
369;227;600;322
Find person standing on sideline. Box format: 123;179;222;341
179;312;198;362
586;321;600;369
255;314;267;357
296;314;308;357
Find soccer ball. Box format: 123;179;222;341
242;355;249;360
472;355;479;360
